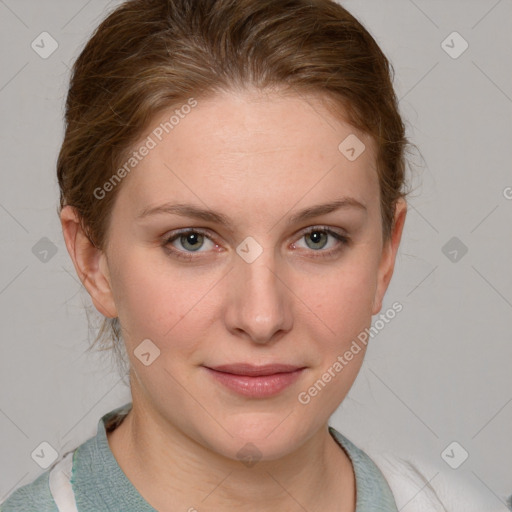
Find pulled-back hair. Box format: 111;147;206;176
57;0;414;367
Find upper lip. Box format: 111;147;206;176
205;363;305;377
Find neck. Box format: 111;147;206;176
107;399;356;512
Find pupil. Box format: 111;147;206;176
183;232;202;251
307;230;326;249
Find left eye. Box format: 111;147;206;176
292;227;348;253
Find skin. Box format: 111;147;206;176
61;87;407;512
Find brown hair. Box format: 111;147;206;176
57;0;414;367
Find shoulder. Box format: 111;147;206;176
0;470;58;512
369;451;511;512
1;402;132;512
329;427;512;512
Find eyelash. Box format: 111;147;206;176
162;226;350;261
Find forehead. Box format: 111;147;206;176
118;89;379;216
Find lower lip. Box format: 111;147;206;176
204;367;305;398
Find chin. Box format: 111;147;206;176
199;411;311;462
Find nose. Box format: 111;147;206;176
224;249;293;345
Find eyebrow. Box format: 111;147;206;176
136;197;367;229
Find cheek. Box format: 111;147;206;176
294;261;375;415
107;249;210;349
300;256;378;343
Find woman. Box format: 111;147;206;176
1;0;492;510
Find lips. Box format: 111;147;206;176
203;363;306;398
208;363;304;377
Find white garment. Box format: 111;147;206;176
372;452;511;512
48;450;78;512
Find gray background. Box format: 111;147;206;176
0;0;511;508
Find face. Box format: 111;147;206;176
83;88;405;461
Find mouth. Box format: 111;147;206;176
203;363;306;398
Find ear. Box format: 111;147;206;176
372;198;407;315
60;205;118;318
